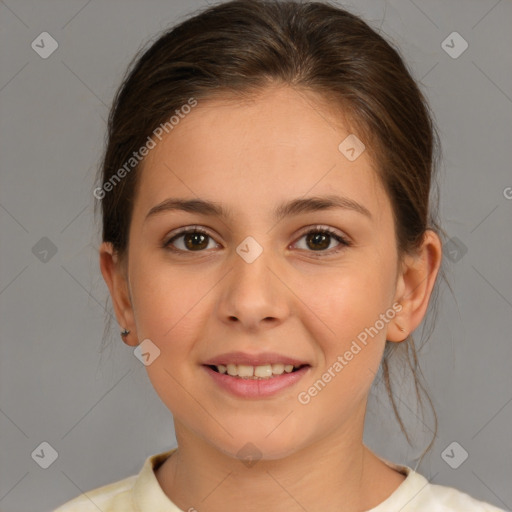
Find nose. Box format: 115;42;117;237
216;244;290;333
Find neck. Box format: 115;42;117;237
155;414;405;512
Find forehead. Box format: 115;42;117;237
136;85;390;222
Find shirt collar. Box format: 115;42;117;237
132;449;427;512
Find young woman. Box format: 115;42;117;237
55;1;506;510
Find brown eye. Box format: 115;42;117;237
182;232;209;250
305;231;331;251
164;227;218;252
294;226;350;254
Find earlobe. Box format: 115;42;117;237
387;308;409;343
99;242;138;346
388;230;442;342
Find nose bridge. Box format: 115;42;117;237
217;236;289;328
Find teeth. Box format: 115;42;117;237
213;363;302;379
254;364;272;378
271;363;284;375
238;364;254;377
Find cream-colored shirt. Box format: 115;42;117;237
54;449;507;511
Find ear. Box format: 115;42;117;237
388;230;442;342
99;242;138;346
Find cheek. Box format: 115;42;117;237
295;271;392;422
129;249;197;336
300;254;396;398
127;258;207;404
128;257;202;414
311;260;395;338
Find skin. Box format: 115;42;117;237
100;85;442;512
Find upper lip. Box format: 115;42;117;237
203;351;310;367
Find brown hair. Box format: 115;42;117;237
97;0;446;462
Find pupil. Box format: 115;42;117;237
185;233;208;250
307;232;329;251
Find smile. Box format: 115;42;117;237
209;363;307;379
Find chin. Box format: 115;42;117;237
206;424;310;464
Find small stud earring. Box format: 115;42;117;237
121;328;130;337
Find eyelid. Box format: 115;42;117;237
291;224;351;253
165;224;211;238
294;224;349;242
163;225;217;246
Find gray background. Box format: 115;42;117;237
0;0;511;511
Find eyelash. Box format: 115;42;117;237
163;225;351;257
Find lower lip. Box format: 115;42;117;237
203;365;310;398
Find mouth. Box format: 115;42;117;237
202;352;311;398
206;363;309;379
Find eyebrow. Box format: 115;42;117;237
145;194;372;223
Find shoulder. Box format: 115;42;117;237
53;474;136;511
399;469;507;512
422;479;507;512
53;449;177;512
373;458;508;512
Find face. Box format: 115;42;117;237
107;86;413;460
